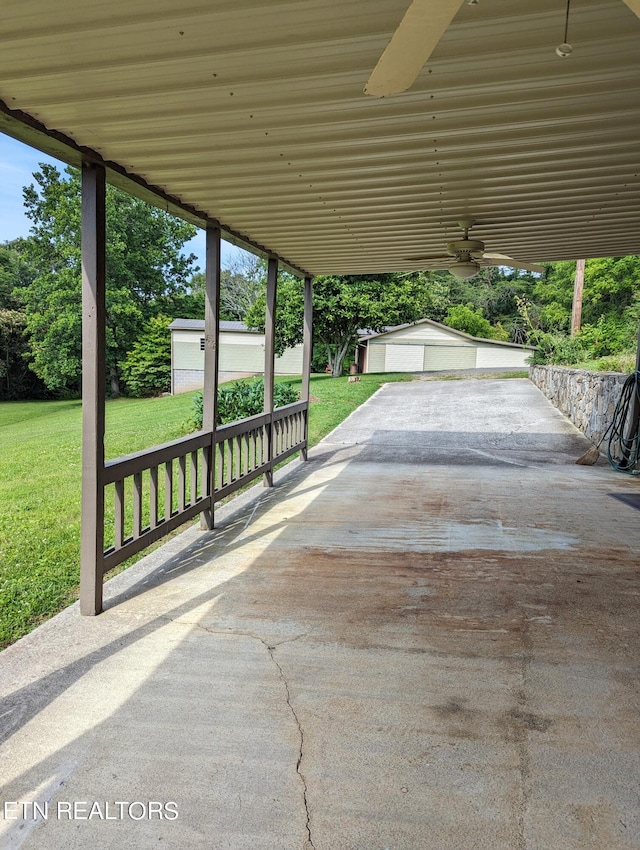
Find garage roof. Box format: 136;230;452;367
360;318;536;348
1;0;639;276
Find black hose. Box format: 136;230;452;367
607;371;640;475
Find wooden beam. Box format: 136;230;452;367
201;226;221;529
571;258;586;336
263;257;278;487
300;276;313;461
80;163;107;616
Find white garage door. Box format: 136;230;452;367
384;344;424;371
423;344;477;370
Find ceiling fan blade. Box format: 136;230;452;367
404;254;451;262
621;0;640;19
482;254;544;273
364;0;464;97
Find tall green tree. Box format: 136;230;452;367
533;256;640;353
120;314;172;397
0;240;47;399
20;164;197;395
444;303;502;339
245;272;434;376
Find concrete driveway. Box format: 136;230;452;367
1;378;639;850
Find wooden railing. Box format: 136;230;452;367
102;401;308;574
214;400;307;499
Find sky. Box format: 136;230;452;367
0;132;244;272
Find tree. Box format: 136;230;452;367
245;272;433;377
120;315;172;397
0;240;47;399
219;253;266;320
20;164;197;395
534;256;640;353
444;303;497;339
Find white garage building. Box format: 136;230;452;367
170;319;304;393
359;319;535;374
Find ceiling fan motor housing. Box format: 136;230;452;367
447;238;485;256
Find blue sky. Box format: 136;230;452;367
0;133;244;272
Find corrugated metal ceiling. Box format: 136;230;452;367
1;0;639;275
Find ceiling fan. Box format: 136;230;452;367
364;0;640;97
404;219;544;278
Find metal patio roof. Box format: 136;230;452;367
1;0;640;276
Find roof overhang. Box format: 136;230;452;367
2;0;639;275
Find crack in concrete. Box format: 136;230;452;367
164;619;315;849
265;643;316;850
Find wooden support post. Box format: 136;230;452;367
263;257;278;487
571;258;585;336
201;226;221;529
300;275;313;461
80;163;106;616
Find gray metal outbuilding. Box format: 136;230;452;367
359;319;535;373
170;318;304;393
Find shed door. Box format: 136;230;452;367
423;344;477;370
384;344;424;372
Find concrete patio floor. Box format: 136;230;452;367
1;378;639;850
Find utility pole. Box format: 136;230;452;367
571;258;586;336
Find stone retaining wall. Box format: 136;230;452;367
529;365;627;444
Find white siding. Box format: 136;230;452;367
173;339;203;370
219;343;264;372
171;328;303;392
366;344;385;373
172;329;203;346
220;332;264;346
381;323;464;344
275;347;304;373
475;345;531;368
385;344;424;371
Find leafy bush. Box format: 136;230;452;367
575;315;634;358
190;378;299;430
591;354;636;374
527;331;586;366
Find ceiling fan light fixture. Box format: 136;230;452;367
449;261;480;279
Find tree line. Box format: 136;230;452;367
1;163;639;399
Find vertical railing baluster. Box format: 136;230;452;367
216;441;224;490
202;445;212;499
133;471;142;539
244;431;250;474
178;454;186;512
191;450;198;505
115;479;124;549
226;439;233;483
150;465;158;529
165;460;173;521
236;434;243;479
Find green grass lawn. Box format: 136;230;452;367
0;372;410;648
